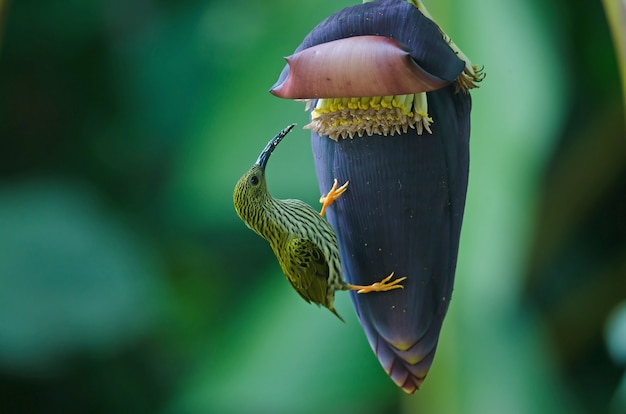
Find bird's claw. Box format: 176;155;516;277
356;272;407;294
319;179;349;216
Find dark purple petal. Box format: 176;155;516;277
311;84;471;393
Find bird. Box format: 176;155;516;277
233;124;407;321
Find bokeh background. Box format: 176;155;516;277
0;0;624;413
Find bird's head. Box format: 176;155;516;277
233;164;267;208
233;124;296;216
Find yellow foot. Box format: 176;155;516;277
319;179;349;217
349;272;407;294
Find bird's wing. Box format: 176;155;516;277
284;236;329;306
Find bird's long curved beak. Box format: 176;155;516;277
255;124;296;171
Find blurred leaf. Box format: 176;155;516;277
602;0;626;114
606;301;626;365
606;302;626;413
0;179;165;374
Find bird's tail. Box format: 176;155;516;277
328;306;345;323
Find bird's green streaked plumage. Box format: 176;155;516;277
233;124;348;320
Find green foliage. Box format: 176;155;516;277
0;180;164;373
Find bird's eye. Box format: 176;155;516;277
250;175;259;186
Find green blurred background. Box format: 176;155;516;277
0;0;624;413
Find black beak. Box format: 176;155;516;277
255;124;296;171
